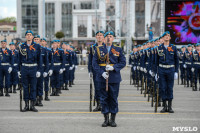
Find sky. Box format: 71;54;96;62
0;0;16;19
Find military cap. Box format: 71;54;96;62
34;35;40;39
1;39;7;43
25;30;33;36
187;44;192;47
96;31;104;35
196;43;200;47
9;42;15;45
104;31;115;38
41;38;46;41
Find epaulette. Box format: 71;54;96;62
97;45;103;48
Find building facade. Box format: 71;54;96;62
17;0;164;49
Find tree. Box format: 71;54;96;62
0;17;16;23
55;31;65;39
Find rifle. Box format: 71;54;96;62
192;70;195;91
144;75;147;97
178;70;179;85
106;38;110;92
137;69;139;91
134;70;137;87
141;75;144;94
155;79;159;112
148;77;152;102
89;73;93;112
184;68;187;87
19;79;22;112
130;68;132;85
151;80;155;107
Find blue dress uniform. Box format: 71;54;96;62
44;47;53;100
36;45;49;106
129;51;135;82
154;31;179;113
0;40;14;97
191;43;200;91
72;48;78;84
88;37;105;111
58;42;65;91
18;30;42;112
9;42;19;93
50;45;65;96
92;31;126;127
63;45;72;90
179;46;186;85
183;44;193;87
69;48;74;87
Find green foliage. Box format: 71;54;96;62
0;17;16;23
55;31;65;39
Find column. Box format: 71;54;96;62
87;15;92;38
73;15;78;38
115;0;120;37
55;1;62;33
145;0;151;38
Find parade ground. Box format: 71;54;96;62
0;66;200;133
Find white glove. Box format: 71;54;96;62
144;68;147;73
102;72;109;79
75;65;78;69
8;67;12;73
43;72;48;78
183;64;187;68
18;71;21;78
36;71;41;78
155;74;159;81
149;70;152;75
134;66;136;71
48;70;53;76
137;66;140;70
89;72;92;78
69;67;73;70
128;65;132;67
59;69;63;74
106;65;114;71
151;72;155;77
140;67;143;71
174;72;178;80
63;68;66;71
72;64;75;68
191;68;195;72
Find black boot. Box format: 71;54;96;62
45;91;50;101
50;88;56;96
38;96;43;106
160;100;168;113
109;113;117;127
35;97;39;106
8;87;12;93
5;88;10;97
0;89;4;96
13;85;17;93
72;80;75;85
168;100;174;113
187;81;189;87
30;101;38;112
194;84;197;91
59;88;62;94
102;114;109;127
21;101;29;112
158;97;161;107
190;81;192;87
61;85;64;90
93;100;101;112
55;88;60;96
65;83;69;90
181;79;183;85
69;81;72;87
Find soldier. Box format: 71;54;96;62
9;42;19;93
71;46;78;85
92;31;126;127
41;38;52;101
0;40;13;97
183;44;193;87
191;43;200;91
62;43;72;90
58;40;65;92
34;36;49;106
154;31;179;113
88;31;104;112
50;40;65;96
129;46;137;85
179;46;186;85
18;30;42;112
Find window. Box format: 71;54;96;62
78;16;87;37
62;3;72;38
45;3;55;37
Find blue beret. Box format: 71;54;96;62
196;43;200;47
25;30;33;36
70;46;75;49
154;38;159;42
1;39;7;43
57;40;60;42
34;35;40;39
162;31;170;37
104;31;114;38
52;40;57;43
41;38;46;41
181;46;186;48
9;42;15;45
143;43;147;46
133;46;137;48
187;44;192;47
96;31;104;35
137;45;141;48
